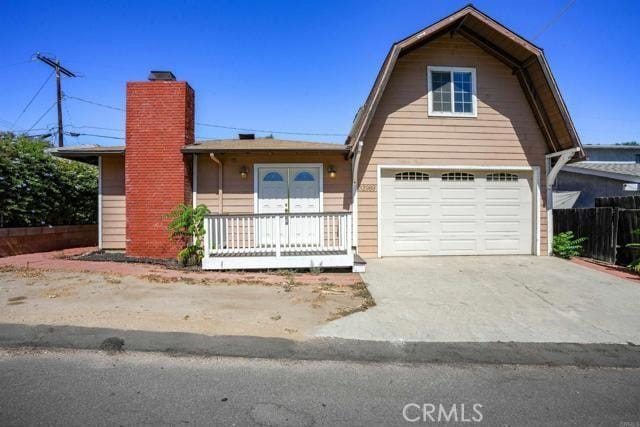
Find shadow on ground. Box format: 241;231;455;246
1;323;639;368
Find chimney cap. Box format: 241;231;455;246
238;133;255;140
148;71;176;81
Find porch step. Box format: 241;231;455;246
353;254;367;273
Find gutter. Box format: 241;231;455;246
209;154;223;213
351;141;363;249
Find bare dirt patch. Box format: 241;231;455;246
0;268;371;340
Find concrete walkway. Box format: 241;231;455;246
316;256;640;343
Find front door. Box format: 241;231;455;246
256;165;321;247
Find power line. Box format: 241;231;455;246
65;94;347;137
65;95;125;111
195;122;347;137
26;101;57;133
11;70;54;129
0;59;33;70
532;0;577;40
67;124;124;132
66;132;124;140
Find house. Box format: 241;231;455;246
554;145;640;208
53;5;583;271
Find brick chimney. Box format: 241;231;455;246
125;72;195;258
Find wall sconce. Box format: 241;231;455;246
239;166;248;179
328;165;337;178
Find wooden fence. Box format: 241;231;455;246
553;196;640;265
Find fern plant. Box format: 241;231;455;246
626;229;640;272
552;231;587;259
165;203;211;266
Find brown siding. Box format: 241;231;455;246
357;34;549;257
101;155;126;249
196;152;351;214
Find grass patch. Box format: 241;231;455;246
0;265;43;278
326;281;376;321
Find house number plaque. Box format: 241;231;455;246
358;184;376;192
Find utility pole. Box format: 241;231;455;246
35;53;76;147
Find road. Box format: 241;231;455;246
0;349;638;426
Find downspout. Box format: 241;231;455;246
192;154;198;208
545;147;580;255
209;153;223;213
351;141;364;250
98;155;102;250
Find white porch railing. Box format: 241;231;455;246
202;212;353;270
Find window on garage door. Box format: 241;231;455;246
486;173;519;182
441;172;474;181
395;171;429;181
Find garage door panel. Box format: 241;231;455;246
380;169;533;257
439;239;477;251
440;221;476;233
484;238;521;251
394;220;432;233
440;188;477;199
441;205;477;216
485;221;521;233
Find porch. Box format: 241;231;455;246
202;212;356;270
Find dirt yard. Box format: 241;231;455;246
0;265;372;340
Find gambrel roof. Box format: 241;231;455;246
346;4;584;159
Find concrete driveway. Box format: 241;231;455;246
315;256;640;343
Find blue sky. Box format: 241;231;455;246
1;0;638;146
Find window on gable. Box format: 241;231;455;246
441;172;475;182
486;173;519;182
395;171;429;181
428;66;477;117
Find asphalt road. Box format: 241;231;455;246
0;349;639;426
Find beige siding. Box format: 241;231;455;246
196;152;351;214
357;34;549;257
101;155;126;249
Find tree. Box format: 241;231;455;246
0;133;98;227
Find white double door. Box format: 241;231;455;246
256;165;322;247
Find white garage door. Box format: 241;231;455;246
380;169;533;256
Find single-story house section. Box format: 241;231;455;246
53;5;583;271
554;145;640;208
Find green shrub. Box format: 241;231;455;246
625;229;640;272
165;203;210;266
0;133;97;227
552;231;587;259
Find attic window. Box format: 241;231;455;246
428;66;477;117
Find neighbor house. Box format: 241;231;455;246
554;145;640;208
53;5;584;271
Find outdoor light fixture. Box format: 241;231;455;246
328;165;337;178
240;166;249;179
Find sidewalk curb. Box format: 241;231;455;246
1;323;639;367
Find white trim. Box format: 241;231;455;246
351;141;363;249
533;166;541;256
427;66;478;118
377;164;382;257
376;164;538;258
377;164;533;171
561;165;640;183
192;154;198;208
97;156;102;250
203;253;353;270
253;163;324;213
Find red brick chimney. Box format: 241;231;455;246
125;71;195;259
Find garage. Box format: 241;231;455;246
379;169;534;256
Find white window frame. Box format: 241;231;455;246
427;66;477;118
